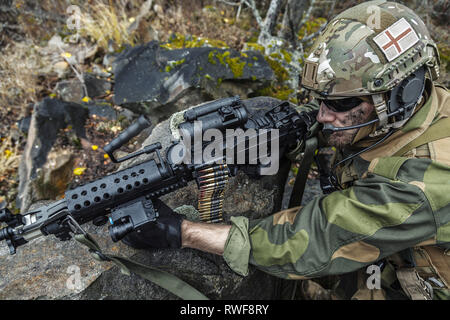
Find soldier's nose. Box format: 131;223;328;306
316;102;337;123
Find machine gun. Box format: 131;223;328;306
0;96;317;255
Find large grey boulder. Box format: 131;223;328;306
112;41;275;123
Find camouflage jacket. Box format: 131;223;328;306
223;81;450;299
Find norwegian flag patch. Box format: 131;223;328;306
373;18;419;62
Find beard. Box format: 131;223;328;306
324;105;374;149
326;129;359;148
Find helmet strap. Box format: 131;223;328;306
372;93;388;127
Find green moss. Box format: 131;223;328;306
203;38;229;48
216;51;230;66
264;57;289;83
160;32;229;50
298;17;327;41
280;49;292;63
208;50;246;78
225;56;246;78
269;53;281;59
245;42;265;54
175;58;186;66
257;85;294;101
289;96;298;104
208;50;218;64
164;58;186;73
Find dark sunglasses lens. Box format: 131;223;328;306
320;97;364;112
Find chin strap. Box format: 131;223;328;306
372;93;389;128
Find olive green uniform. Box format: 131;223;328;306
221;0;449;299
224;80;450;300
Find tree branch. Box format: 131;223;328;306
216;0;242;6
297;0;316;31
260;0;283;35
299;20;326;43
242;0;264;29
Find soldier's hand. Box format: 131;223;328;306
121;199;183;249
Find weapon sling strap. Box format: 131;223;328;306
74;233;209;300
288;124;319;208
393;117;450;157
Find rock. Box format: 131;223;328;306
86;102;117;121
41;34;98;67
84;73;112;99
54;74;112;103
17;98;89;211
102;52;120;68
54;79;85;103
117;107;136;123
112;41;275;123
33;149;75;201
91;64;112;78
52;61;70;78
17;116;31;134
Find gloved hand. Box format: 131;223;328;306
121;199;184;249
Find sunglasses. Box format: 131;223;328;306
317;97;366;112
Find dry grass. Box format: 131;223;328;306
148;1;257;50
0;136;21;204
78;1;139;51
0;40;49;109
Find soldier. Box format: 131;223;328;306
123;0;450;300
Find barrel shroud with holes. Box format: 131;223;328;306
0;96;317;255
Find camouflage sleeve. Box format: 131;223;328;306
224;157;449;279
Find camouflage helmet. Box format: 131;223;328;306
301;0;440;99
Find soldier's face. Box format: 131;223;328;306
316;100;374;148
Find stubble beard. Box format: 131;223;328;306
326;107;373;149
